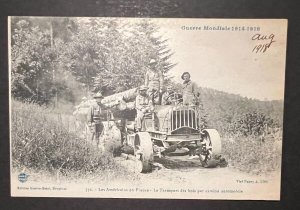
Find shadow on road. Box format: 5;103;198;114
154;155;203;169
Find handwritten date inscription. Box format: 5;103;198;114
252;33;275;53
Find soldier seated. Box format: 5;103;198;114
135;85;154;132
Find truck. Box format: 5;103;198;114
74;87;226;173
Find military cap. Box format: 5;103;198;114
93;92;104;98
181;72;191;80
139;85;148;91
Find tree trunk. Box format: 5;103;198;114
50;20;58;107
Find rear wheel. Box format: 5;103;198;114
199;129;221;168
134;132;154;173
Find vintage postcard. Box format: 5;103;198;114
9;17;287;200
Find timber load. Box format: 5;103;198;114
101;88;138;104
101;87;138;110
75;87;138;115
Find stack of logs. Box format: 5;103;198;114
101;87;138;110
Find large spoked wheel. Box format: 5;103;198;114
134;132;154;173
199;129;221;168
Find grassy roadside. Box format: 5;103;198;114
11;99;138;182
222;136;282;175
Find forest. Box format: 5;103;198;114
11;17;175;104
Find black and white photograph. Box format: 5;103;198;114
9;17;287;200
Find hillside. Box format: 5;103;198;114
170;79;283;137
198;86;283;135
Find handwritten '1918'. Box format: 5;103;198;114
252;33;275;53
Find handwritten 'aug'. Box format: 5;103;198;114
252;33;275;53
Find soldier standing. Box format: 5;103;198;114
145;59;164;105
181;72;197;106
135;85;154;131
87;92;105;150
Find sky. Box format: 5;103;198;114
153;19;287;101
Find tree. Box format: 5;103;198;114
11;17;176;103
11;20;54;102
11;17;80;104
65;18;176;96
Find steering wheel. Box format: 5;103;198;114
165;92;183;105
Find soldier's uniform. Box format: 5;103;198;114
182;80;196;105
87;93;104;148
135;86;154;131
145;59;164;105
181;72;197;106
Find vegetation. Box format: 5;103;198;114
11;16;176;179
11;100;136;181
11;17;175;104
195;85;283;174
222;136;282;175
197;86;283;135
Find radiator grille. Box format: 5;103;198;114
171;109;198;131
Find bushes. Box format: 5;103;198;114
225;111;276;137
218;111;282;175
11;100;131;179
222;136;282;174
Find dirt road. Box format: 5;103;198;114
34;115;279;199
117;154;279;185
106;154;280;199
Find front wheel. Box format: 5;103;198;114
199;129;221;168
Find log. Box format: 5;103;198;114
101;88;138;104
74;88;138;121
